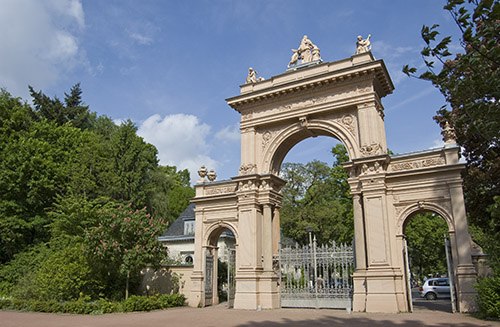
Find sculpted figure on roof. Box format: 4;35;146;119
288;35;321;68
356;34;371;54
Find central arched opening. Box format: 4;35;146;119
275;134;355;309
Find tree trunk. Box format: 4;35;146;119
125;270;130;299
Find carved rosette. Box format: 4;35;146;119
239;163;257;175
389;157;445;172
360;143;382;157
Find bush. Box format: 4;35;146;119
475;275;500;319
0;294;185;314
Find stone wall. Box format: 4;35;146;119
139;265;194;298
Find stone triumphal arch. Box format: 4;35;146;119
188;37;477;313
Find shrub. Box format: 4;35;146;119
475;275;500;319
0;294;184;314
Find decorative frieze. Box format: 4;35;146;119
389;157;445;172
205;185;237;196
276;95;330;113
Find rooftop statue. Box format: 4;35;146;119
245;67;265;84
288;35;322;68
356;34;371;54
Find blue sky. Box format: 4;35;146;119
0;0;462;183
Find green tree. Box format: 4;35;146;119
403;0;500;267
83;204;170;299
280;144;353;245
29;83;92;130
108;121;158;206
404;212;449;280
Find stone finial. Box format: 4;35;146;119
288;35;322;68
356;34;371;54
245;67;265;84
207;169;217;182
197;165;208;183
442;121;457;145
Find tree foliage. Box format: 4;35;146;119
0;86;194;301
280;144;353;245
403;0;500;268
404;212;449;280
83;204;170;299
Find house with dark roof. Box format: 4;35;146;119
158;203;235;264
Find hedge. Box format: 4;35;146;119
0;294;185;314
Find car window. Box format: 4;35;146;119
436;280;448;286
427;280;434;286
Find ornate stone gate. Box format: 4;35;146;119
188;37;477;312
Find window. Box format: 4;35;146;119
184;221;195;235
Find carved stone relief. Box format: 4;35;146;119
261;130;274;150
360;143;382;156
205;185;237;196
389;157;445;172
276;95;330;113
239;163;257;175
340;114;356;136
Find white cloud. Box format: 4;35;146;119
215;124;240;143
0;0;86;99
129;32;153;45
137;114;219;183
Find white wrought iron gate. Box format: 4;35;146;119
227;249;236;308
274;237;354;309
204;252;214;306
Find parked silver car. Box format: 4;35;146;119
419;278;451;300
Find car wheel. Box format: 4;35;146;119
425;292;437;300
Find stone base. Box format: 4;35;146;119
233;271;279;310
188;271;203;307
352;267;407;313
456;264;478;312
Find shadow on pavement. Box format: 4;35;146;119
234;315;484;327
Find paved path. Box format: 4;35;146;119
1;305;500;327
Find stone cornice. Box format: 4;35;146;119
226;55;393;113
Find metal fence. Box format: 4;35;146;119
274;236;354;309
